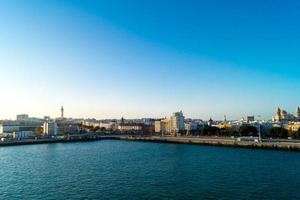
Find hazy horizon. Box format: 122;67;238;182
1;0;299;120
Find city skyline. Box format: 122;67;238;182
2;106;300;122
1;0;300;119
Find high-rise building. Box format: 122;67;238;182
154;111;185;135
170;111;185;134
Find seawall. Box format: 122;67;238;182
115;136;300;151
1;135;300;151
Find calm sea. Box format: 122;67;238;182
0;140;299;200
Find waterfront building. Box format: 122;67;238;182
170;111;185;134
142;124;155;133
0;125;20;134
55;119;80;135
154;121;162;133
16;114;29;121
154;111;185;135
161;118;171;134
0;122;42;140
43;120;58;136
44;116;51;121
16;115;43;123
141;118;155;126
191;119;205;129
154;119;167;135
184;122;198;135
285;122;300;133
118;123;143;132
217;118;234;129
154;118;171;135
82;120;100;127
0;124;42;135
1;130;33;139
81;120;117;130
247;116;255;123
13;131;33;139
99;122;117;130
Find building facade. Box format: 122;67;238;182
285;122;300;133
43;121;58;136
155;111;185;135
272;107;297;122
16;114;29;121
118;123;143;132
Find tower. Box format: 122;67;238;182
170;111;185;134
208;118;213;126
277;107;281;118
296;107;300;118
61;106;64;119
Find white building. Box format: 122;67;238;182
82;121;99;127
170;111;185;133
13;131;33;139
16;114;29;121
43;121;58;136
118;123;143;132
155;121;162;133
184;122;198;135
0;125;19;134
0;124;40;135
99;122;116;130
154;111;185;135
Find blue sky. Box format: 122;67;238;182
0;0;299;120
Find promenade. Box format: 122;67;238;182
116;135;300;151
1;134;300;151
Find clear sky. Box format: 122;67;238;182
0;0;299;120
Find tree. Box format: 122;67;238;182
100;127;106;132
201;126;220;136
267;127;289;139
239;124;258;136
220;128;240;137
93;126;100;132
289;128;300;139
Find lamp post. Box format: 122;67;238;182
257;115;262;142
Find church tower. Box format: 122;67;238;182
208;118;213;126
296;107;300;118
277;107;281;118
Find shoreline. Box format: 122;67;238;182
117;136;300;151
1;135;300;151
